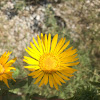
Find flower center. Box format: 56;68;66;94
39;53;60;73
0;64;4;74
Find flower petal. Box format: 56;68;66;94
28;70;41;76
23;56;39;65
56;72;70;80
50;34;58;52
34;72;44;84
53;73;62;86
44;34;48;52
55;72;66;83
44;73;48;85
57;40;70;55
37;35;43;54
47;33;51;53
54;37;66;54
33;37;43;53
49;74;53;88
3;78;9;88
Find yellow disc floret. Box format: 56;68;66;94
39;53;60;73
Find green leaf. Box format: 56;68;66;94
28;76;33;86
25;93;30;100
67;86;99;100
90;81;100;87
0;81;9;90
10;79;27;89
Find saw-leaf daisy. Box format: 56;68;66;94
23;33;79;90
0;51;16;88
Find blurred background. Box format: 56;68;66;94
0;0;100;100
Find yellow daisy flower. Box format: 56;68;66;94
23;33;79;90
0;51;16;88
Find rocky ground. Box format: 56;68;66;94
0;0;100;58
0;1;46;57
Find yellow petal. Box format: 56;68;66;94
41;33;44;44
57;40;70;55
33;37;43;53
52;75;58;90
59;46;73;58
9;67;16;70
11;77;16;82
44;73;48;85
0;51;11;64
60;54;78;63
3;72;13;78
24;66;40;71
5;67;16;72
23;56;39;65
28;70;41;76
41;38;46;53
37;35;43;54
60;62;79;66
53;73;62;86
34;72;44;84
25;48;40;60
49;74;53;88
54;37;65;54
28;47;40;56
24;65;40;70
50;34;58;52
0;76;2;80
33;71;43;78
56;72;70;80
1;56;9;66
44;34;48;52
0;52;6;58
39;74;45;87
30;42;41;55
60;66;77;74
55;72;66;83
3;78;10;88
4;58;16;68
58;70;74;77
47;33;51;53
60;52;78;61
64;49;78;57
61;58;79;64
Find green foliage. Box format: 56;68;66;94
44;4;70;39
1;92;22;100
14;0;26;11
28;76;33;86
12;68;20;78
68;86;100;100
90;81;100;93
0;79;27;90
90;81;100;88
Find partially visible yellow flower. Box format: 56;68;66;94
0;51;16;88
23;33;79;90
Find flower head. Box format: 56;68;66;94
0;51;16;88
23;33;79;90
